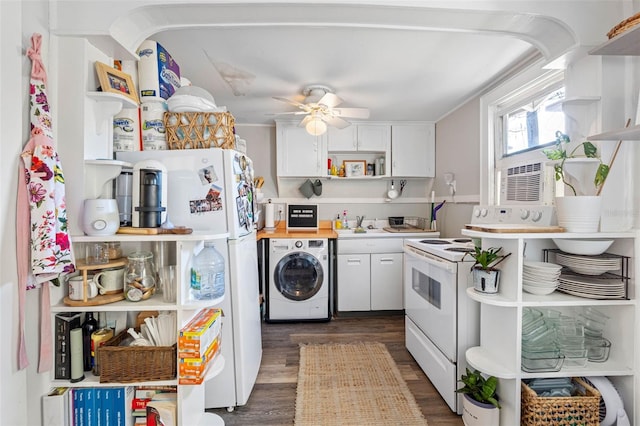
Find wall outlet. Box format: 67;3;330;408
275;203;285;217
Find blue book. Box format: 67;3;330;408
114;387;124;426
95;388;103;426
75;388;85;426
102;388;114;426
84;388;96;426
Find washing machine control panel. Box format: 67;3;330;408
295;240;303;248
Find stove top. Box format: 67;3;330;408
405;238;475;262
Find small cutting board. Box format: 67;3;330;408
464;224;565;233
117;227;193;235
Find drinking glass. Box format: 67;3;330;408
160;265;176;303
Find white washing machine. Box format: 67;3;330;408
266;238;330;322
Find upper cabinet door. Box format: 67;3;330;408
391;123;435;177
276;123;327;177
327;126;358;151
327;124;390;152
356;124;390;152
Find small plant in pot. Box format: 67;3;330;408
466;246;511;294
542;130;613;232
542;130;609;196
456;368;500;426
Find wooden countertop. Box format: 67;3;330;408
257;220;337;240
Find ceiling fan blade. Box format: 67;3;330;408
273;96;309;110
265;111;308;116
331;107;370;119
318;92;342;108
323;115;351;129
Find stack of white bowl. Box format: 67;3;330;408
522;261;562;295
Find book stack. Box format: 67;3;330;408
131;386;177;425
177;308;222;385
62;386;134;426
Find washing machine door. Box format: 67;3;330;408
274;252;324;301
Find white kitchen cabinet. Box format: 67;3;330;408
460;229;637;426
276;121;327;177
370;253;403;310
391;123;435;177
327;123;390;152
337;238;404;311
337;253;371;311
50;232;228;426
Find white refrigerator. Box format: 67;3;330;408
116;148;263;409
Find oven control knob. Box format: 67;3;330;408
473;208;481;218
295;240;303;248
520;209;530;220
480;208;488;217
531;211;543;222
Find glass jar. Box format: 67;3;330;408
125;251;156;302
106;242;122;260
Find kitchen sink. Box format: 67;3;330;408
335;228;387;234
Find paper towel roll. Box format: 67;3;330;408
70;328;85;383
265;203;275;230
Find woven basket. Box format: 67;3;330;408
98;330;176;383
163;111;235;150
607;11;640;39
521;377;601;426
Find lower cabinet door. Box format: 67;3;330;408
337;254;371;311
370;253;403;310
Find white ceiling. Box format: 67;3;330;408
103;2;580;126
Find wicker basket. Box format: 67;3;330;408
521;377;601;426
607;11;640;39
98;330;176;383
163;111;235;150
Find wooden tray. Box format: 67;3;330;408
117;226;193;235
465;224;564;233
63;292;125;307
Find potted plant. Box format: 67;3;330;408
542;130;609;196
466;246;510;294
456;368;500;426
542;131;610;232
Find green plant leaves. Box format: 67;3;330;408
456;367;501;409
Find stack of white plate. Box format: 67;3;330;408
557;273;626;299
522;261;562;295
554;252;621;276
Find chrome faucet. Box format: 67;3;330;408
356;215;365;228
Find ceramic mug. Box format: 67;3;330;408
68;275;98;300
93;267;126;295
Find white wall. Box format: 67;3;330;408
1;1;50;425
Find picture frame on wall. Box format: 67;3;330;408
344;160;367;177
95;61;139;104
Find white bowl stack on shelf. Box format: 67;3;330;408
522;261;563;295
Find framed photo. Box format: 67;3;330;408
95;61;139;104
344;160;367;177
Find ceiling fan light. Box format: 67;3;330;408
306;118;327;136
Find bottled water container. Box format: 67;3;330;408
190;241;225;300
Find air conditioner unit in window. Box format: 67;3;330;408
499;161;556;205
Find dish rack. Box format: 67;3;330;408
390;216;429;230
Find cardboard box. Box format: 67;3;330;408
178;308;222;357
178;337;220;376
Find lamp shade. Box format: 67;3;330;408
306;117;327;136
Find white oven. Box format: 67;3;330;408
403;238;479;415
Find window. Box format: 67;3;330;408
493;71;565;160
502;86;565;156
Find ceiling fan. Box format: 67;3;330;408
273;84;370;135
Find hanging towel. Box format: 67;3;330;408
17;33;76;371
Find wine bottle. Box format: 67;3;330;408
81;312;98;371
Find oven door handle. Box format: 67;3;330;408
404;246;458;274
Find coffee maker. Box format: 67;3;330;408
131;160;168;228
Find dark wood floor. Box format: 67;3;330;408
207;314;463;425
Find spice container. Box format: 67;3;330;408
125;251;156;302
106;242;122;260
